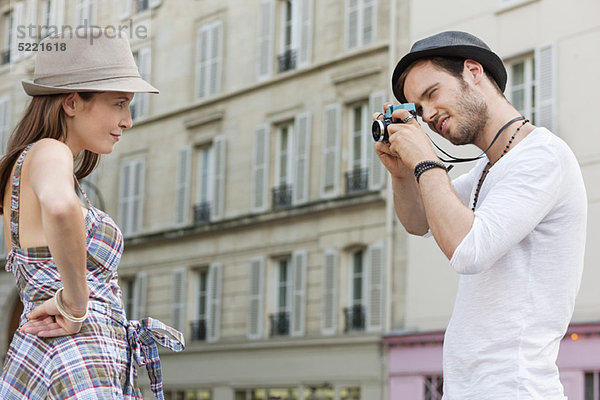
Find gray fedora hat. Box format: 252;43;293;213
22;27;158;96
391;31;506;103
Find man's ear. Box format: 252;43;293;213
463;59;485;85
62;93;79;117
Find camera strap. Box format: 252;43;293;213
431;115;526;164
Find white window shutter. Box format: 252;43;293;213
0;97;11;154
293;113;311;204
321;104;341;198
209;21;222;96
131;159;145;235
132;272;147;320
175;146;192;226
119;0;131;19
322;249;338;335
362;0;376;45
345;0;359;49
136;47;151;118
11;2;24;61
119;163;132;235
196;26;209;99
297;0;313;67
54;0;64;27
247;257;265;339
252;124;270;212
171;268;187;332
290;250;307;336
366;240;384;331
24;0;38;50
535;43;556;134
369;91;386;190
207;262;222;342
257;0;274;80
211;136;226;220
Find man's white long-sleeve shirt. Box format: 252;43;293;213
441;127;587;400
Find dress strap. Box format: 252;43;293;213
10;144;34;249
74;176;93;209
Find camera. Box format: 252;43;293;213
371;103;417;143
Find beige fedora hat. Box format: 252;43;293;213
22;27;158;96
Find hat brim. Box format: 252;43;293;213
391;45;507;103
22;76;159;96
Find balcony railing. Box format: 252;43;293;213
345;168;369;194
190;319;207;342
1;50;10;65
194;201;211;224
269;311;290;337
344;304;365;333
278;49;297;73
272;184;292;209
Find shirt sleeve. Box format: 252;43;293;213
450;145;563;274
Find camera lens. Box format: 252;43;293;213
372;120;385;142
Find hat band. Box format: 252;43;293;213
33;65;140;87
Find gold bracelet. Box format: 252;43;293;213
54;287;88;323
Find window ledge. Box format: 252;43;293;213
495;0;539;14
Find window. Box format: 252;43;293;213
119;0;161;19
271;257;292;336
119;157;145;237
164;389;212;400
344;242;384;333
234;386;360;400
40;0;65;39
131;48;151;120
586;372;600;400
268;251;307;338
506;44;555;132
273;122;294;208
345;0;376;50
345;249;366;332
189;264;222;342
258;0;312;79
193;137;226;223
425;376;443;400
121;272;147;320
1;11;13;64
346;103;369;194
76;0;97;25
270;113;311;209
196;21;222;99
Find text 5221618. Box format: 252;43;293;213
18;42;66;52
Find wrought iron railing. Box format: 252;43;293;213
190;319;207;342
278;49;297;73
272;184;292;209
345;168;369;194
269;311;290;337
194;201;211;224
343;304;366;333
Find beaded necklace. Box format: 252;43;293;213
471;117;529;211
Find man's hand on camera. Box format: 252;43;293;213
385;108;438;171
372;109;413;180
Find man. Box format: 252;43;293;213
375;31;587;399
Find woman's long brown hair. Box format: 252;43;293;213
0;93;100;214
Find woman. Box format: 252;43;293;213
0;28;183;399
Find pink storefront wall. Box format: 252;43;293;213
385;323;600;400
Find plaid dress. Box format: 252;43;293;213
0;144;184;399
